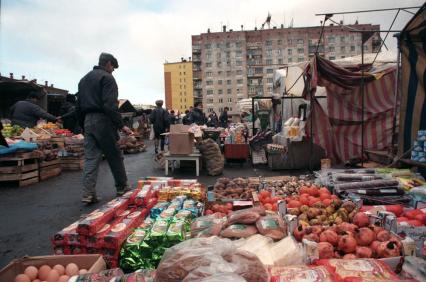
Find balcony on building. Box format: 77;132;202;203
192;45;201;53
193;70;202;80
192;55;201;62
308;44;324;55
193;90;203;99
193;82;202;90
247;68;263;78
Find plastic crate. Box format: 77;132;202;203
224;144;249;160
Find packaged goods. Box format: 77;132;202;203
150;202;169;219
154;237;267;282
269;265;337;282
52;221;86;246
167;221;186;242
256;215;287;240
190;214;226;238
109;272;147;282
314;259;400;281
220;224;258;238
120;229;152;271
194;273;246;282
131;186;153;207
226;207;266;225
87;220;119;248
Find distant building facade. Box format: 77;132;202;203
164;58;194;112
192;22;381;115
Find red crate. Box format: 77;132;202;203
224;144;249;160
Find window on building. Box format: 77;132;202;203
297;48;304;54
226;61;231;66
217;62;222;67
350;46;355;51
278;58;283;64
350;35;354;42
208;108;213;113
219;107;223;112
216;43;222;48
180;78;182;82
206;52;212;60
236;41;242;48
218;89;223;95
276;49;282;55
230;107;233;111
179;65;181;69
226;42;230;48
227;89;232;94
249;86;255;93
218;71;223;76
218;98;223;103
340;46;345;52
266;68;273;74
288;49;292;55
183;72;186;75
329;46;335;52
298;57;304;62
236;70;243;75
206;71;213;77
206;80;213;85
288;39;292;45
205;43;211;49
266;59;273;65
183;65;186;68
237;88;240;93
228;98;232;102
328;36;335;43
226;51;231;58
267;86;273;92
297;39;304;44
206;89;214;95
255;67;263;74
288;57;293;63
236;60;242;66
266;40;272;46
179;72;182;75
206;62;212;68
363;45;368;51
237;79;243;84
266;49;273;56
341;56;345;58
227;80;232;85
340;36;345;43
216;52;221;59
226;71;231;76
267;78;273;83
277;39;282;45
329;56;335;60
218;80;223;85
236;50;242;57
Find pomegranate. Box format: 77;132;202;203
343;253;357;259
356;246;373;258
370;241;381;258
319;230;339;246
311;225;323;235
304;233;320;243
338;235;357;254
293;226;305;242
338;222;358;233
318;242;335;259
334;251;343;258
376;230;391;242
369;224;385;235
355;227;375;246
377;241;401;258
353;212;370;228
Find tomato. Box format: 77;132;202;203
259;190;271;198
299;186;310;195
385;205;404;217
415;214;426;225
205;209;214;215
308;187;320;197
300;196;310;206
397;216;408;223
319;187;330;194
404;209;424;220
319;193;331;200
263;197;272;204
287;200;302;208
330;195;339;200
264;203;273;211
272;203;278;211
308;198;321;207
226;203;233;210
270;197;280;204
322;199;332;206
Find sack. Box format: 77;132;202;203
149;125;155;140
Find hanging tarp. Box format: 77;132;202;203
304;55;397;163
398;4;426;157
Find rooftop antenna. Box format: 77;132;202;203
261;12;272;29
289;17;294;28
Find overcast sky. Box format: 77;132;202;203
0;0;422;104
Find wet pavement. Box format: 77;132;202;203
0;143;304;268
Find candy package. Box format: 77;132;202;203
166;221;186;243
150;202;169;219
52;221;86;246
132;185;154;207
190;213;225;238
120;229;153;271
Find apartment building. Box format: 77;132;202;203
192;22;381;115
164;58;194;112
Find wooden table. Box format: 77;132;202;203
164;151;202;176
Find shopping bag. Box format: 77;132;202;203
149;125;154;140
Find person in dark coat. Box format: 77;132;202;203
189;102;206;125
182;110;191;125
149;100;170;153
219;107;229;128
207;111;219;127
60;94;81;134
169;110;177;125
10;91;58;128
76;52;133;204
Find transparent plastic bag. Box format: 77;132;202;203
199;273;247;282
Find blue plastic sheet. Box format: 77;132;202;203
0;141;38;156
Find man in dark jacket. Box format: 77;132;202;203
10;91;58;128
60;94;81;134
219;107;229;128
149;100;169;154
189;102;206;125
76;52;133;204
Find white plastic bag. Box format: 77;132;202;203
149;124;154;140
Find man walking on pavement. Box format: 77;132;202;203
76;52;133;204
149;100;170;154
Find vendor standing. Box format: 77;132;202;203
189;102;207;125
10;91;59;128
76;52;133;204
219;106;229;128
149;100;170;154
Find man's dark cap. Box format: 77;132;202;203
99;52;119;68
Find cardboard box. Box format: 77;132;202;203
168;124;194;155
0;254;106;281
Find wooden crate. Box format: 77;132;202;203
39;159;62;180
0;152;39;187
60;157;84;171
51;136;65;148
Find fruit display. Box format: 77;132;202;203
204;202;233;215
293;212;403;259
212;177;257;200
1;123;23;138
54;129;73;137
261;176;313;198
13;263;86;282
40;122;59;129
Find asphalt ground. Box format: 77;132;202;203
0;143;304;268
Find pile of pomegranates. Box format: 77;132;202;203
293;211;403;259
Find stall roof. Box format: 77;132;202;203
0;80;42;96
118;99;137;113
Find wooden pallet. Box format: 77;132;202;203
0;152;39;187
39;159;62;180
60;157;84;170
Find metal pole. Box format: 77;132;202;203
315;6;420;16
391;34;401;156
252;97;255;135
361;41;365;167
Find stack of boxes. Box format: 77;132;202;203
411;130;426;163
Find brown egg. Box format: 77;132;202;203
52;264;65;276
14;274;31;282
65;263;79;276
24;266;38;280
57;275;69;282
37;265;51;281
46;269;59;282
78;269;88;275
